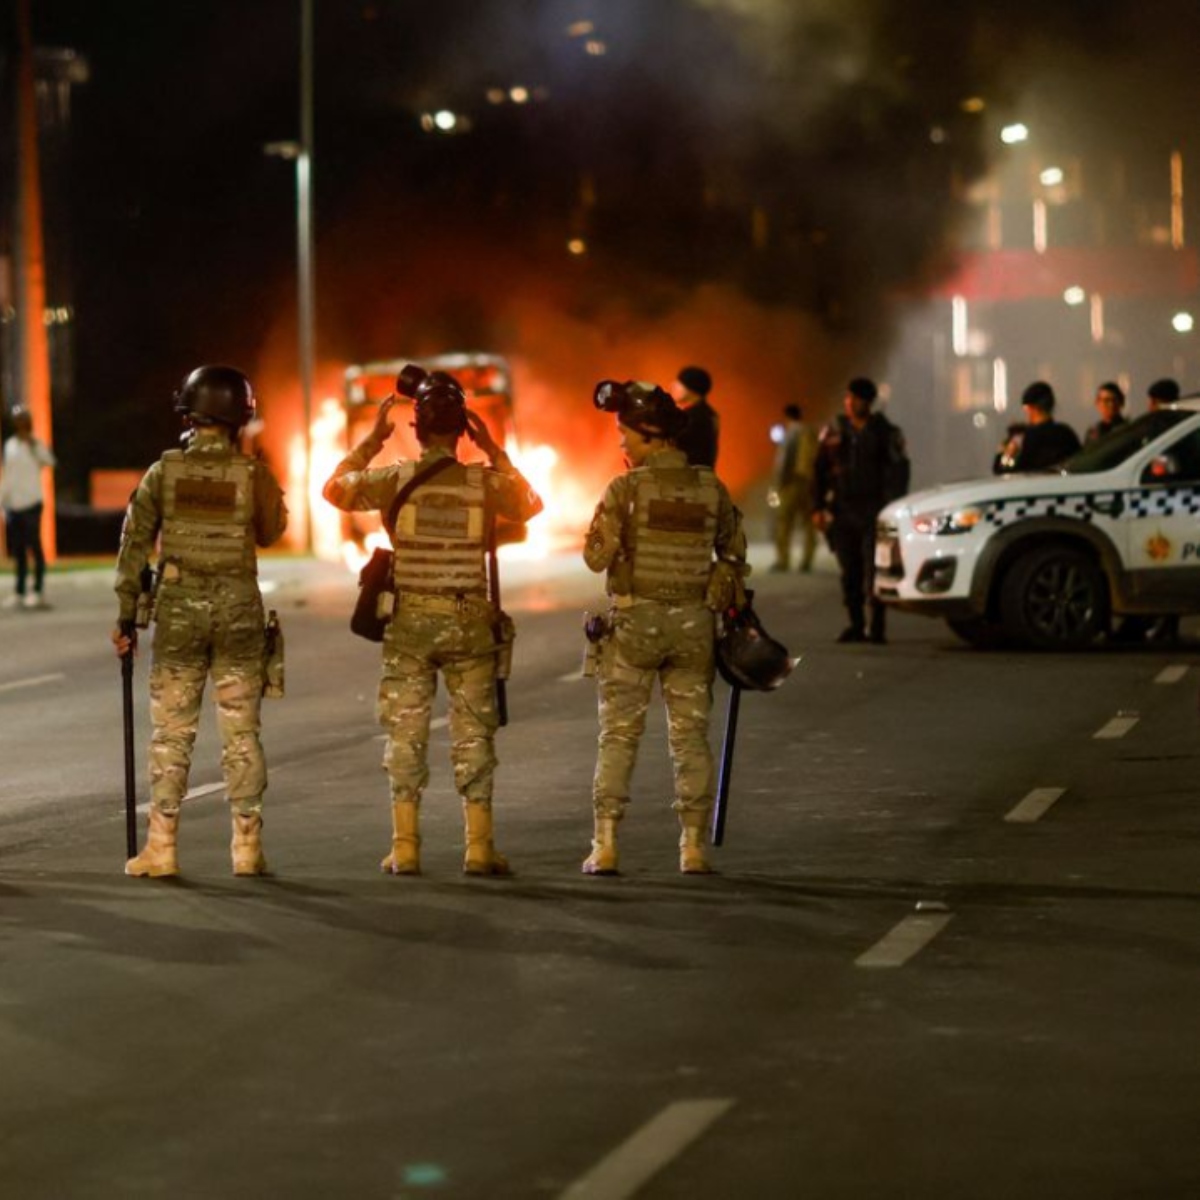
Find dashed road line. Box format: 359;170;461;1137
1005;786;1066;824
1155;664;1189;685
1094;715;1139;739
559;1099;735;1200
0;672;64;695
855;912;953;969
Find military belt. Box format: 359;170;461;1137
610;591;705;609
396;591;492;616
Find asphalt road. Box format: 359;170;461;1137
2;548;1199;1200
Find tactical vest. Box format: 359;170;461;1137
628;464;719;602
391;461;488;595
159;449;257;576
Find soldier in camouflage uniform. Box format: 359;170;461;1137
113;366;288;878
583;380;747;875
322;369;542;876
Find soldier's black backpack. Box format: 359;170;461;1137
350;457;456;642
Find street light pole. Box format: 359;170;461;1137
297;0;315;553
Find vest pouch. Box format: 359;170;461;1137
494;610;516;680
351;548;396;642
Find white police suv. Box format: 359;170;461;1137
874;403;1200;649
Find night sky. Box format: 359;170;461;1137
12;0;1200;501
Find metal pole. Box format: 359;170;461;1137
297;0;315;552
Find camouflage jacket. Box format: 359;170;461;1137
323;440;543;549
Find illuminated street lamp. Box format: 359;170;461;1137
1172;311;1195;333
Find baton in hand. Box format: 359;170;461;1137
487;534;509;727
119;620;138;858
711;681;742;846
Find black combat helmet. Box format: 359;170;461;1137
716;602;795;691
174;365;256;429
593;379;685;441
414;371;468;440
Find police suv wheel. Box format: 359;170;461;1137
999;544;1108;650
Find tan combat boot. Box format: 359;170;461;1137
231;811;268;876
462;802;511;876
125;807;180;878
582;815;619;875
380;799;421;875
678;809;714;875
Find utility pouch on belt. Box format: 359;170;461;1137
494;610;516;680
263;609;285;698
349;457;457;643
134;564;158;629
580;610;611;678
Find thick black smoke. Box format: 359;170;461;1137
22;0;1200;482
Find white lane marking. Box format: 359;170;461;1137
1155;664;1189;684
559;1099;735;1200
559;670;585;682
855;913;953;969
1005;786;1066;824
1094;715;1139;739
0;672;65;694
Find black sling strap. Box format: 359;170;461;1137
383;456;457;539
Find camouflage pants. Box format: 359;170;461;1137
148;583;267;816
378;603;500;807
593;600;715;818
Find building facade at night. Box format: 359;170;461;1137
888;115;1200;489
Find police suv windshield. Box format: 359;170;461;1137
1063;410;1193;475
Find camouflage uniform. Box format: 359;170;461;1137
323;439;542;865
585;448;746;829
115;427;288;819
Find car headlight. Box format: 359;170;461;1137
911;505;983;536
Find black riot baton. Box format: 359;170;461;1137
119;619;138;858
711;681;741;846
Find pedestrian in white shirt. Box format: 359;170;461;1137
1;409;56;609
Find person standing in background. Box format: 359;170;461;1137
1085;381;1128;444
1;408;56;610
769;403;819;573
674;365;720;468
993;381;1080;473
814;377;909;645
1146;377;1181;412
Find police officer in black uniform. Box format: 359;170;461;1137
674;366;720;468
994;381;1081;472
814;377;909;644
